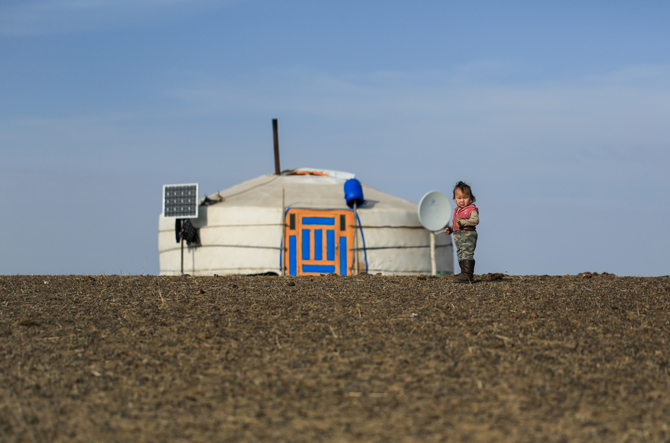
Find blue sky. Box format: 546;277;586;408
1;0;669;276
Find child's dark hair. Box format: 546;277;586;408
453;181;476;202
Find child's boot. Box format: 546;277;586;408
454;261;468;282
454;260;475;283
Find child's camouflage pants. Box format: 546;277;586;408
453;230;478;262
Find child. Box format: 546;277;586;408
444;181;479;283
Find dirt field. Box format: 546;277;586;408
1;273;669;442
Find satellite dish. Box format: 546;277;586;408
418;191;452;232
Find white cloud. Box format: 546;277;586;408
5;62;670;180
4;61;670;188
166;64;670;153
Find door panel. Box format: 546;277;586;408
285;209;354;276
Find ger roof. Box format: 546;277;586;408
201;169;417;213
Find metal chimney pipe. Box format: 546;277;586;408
273;119;281;175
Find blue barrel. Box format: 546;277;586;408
344;178;365;208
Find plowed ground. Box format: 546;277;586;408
1;274;669;442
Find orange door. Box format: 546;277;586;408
284;209;354;276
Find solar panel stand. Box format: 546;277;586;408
181;237;184;276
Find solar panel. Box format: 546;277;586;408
163;183;199;218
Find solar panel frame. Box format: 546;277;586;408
163;183;199;219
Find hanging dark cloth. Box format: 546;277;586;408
178;219;200;246
175;219;183;243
